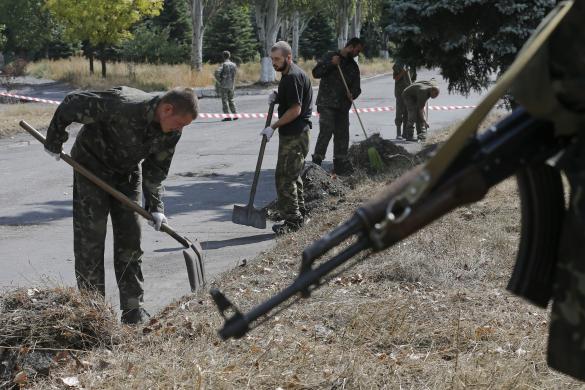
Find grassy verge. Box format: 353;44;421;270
23;119;582;389
26;57;393;92
0;103;56;138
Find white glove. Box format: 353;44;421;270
149;212;168;231
260;127;275;142
268;90;278;104
44;148;61;161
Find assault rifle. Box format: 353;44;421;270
210;1;575;341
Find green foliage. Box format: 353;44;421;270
148;0;192;44
0;0;63;58
0;25;6;51
203;5;259;63
299;13;336;60
121;23;189;64
386;0;556;95
45;0;164;47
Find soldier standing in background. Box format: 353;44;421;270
311;38;364;175
260;41;313;235
44;86;198;324
392;61;412;140
402;79;439;142
214;50;238;122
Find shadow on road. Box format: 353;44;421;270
201;233;274;250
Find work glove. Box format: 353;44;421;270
268;90;278;105
149;212;168;231
260;127;275;142
44;147;61;161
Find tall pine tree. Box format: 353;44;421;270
299;12;336;60
203;5;258;64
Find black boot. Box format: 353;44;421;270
121;308;150;325
311;155;322;166
272;218;303;235
333;158;354;176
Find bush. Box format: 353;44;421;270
121;23;190;65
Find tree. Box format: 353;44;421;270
203;5;258;63
46;0;164;77
299;13;336;60
0;0;61;59
253;0;280;83
386;0;556;95
189;0;227;71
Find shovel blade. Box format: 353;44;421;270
232;204;267;229
183;241;205;292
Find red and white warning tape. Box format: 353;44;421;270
0;91;477;119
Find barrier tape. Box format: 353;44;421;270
0;91;477;119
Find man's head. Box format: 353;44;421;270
344;37;364;57
222;51;231;61
430;87;440;99
271;41;293;73
156;87;199;133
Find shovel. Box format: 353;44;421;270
232;102;276;229
19;120;205;293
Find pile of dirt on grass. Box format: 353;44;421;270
266;162;349;220
0;287;125;388
349;133;423;174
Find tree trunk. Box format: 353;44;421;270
89;54;94;74
254;0;280;83
101;57;106;78
291;11;300;60
190;0;204;71
336;0;352;49
350;0;362;38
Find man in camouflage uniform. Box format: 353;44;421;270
214;50;238;122
44;86;198;324
393;61;413;140
311;37;364;175
261;41;313;235
402;79;439;142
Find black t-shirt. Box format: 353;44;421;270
276;63;313;136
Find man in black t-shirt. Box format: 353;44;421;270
260;41;313;235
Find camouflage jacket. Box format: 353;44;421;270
402;81;435;109
45;86;181;213
214;60;237;90
313;51;361;111
393;62;412;97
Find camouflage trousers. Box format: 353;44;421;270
394;94;408;137
276;129;310;223
313;106;349;163
219;87;237;114
404;101;426;140
548;135;585;380
73;170;144;310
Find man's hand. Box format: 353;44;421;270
331;55;341;66
268;90;278;104
44;147;61;161
346;91;353;102
149;212;168;231
260;127;275;142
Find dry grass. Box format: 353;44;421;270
0;103;56;138
26;57;393;91
22;118;582;389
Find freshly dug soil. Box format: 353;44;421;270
265;162;349;220
348;133;423;173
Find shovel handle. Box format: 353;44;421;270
19;120;190;248
247;102;276;208
336;64;368;140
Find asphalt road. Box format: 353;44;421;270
0;70;484;314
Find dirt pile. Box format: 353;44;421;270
266;162;349;220
0;287;125;388
349;133;424;173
